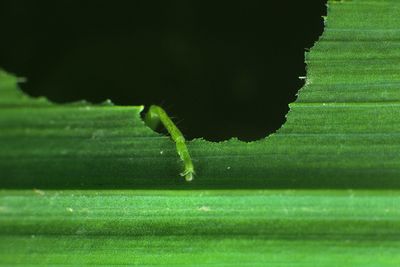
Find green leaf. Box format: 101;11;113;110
1;190;400;266
2;3;400;189
1;0;400;265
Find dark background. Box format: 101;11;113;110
0;1;326;141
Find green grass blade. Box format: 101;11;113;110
2;0;400;189
1;189;399;266
1;0;400;265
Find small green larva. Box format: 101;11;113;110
145;105;195;182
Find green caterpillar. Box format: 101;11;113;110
145;105;195;182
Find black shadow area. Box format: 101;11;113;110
0;0;327;141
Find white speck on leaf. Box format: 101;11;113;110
33;188;45;196
198;206;211;212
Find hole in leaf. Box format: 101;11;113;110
0;0;327;141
